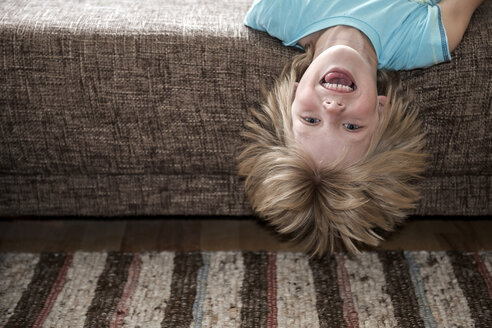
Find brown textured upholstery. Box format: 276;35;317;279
0;0;490;216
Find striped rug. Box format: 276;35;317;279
1;251;491;327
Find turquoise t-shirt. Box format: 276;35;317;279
244;0;451;70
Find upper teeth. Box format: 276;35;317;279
322;82;353;91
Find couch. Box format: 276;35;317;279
0;0;490;216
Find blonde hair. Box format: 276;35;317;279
237;47;428;255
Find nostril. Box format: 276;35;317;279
323;100;344;107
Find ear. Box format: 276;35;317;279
377;95;387;113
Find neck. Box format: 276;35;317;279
301;26;378;70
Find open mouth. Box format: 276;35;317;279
320;71;356;93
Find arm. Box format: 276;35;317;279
438;0;484;52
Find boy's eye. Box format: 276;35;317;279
343;123;360;130
304;117;320;124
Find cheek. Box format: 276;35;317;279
355;94;379;116
293;80;320;107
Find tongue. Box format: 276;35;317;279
324;72;353;87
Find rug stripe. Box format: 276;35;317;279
343;252;397;327
0;254;40;326
403;252;438;328
482;252;492;275
161;252;203;328
121;252;175;327
191;252;211;328
474;253;492;299
83;252;134;328
309;254;345;327
240;251;269;327
378;251;425;327
411;251;474;327
276;253;319;328
110;253;142;328
42;252;109;327
5;253;68;327
483;252;492;298
199;252;244;327
33;254;73;327
447;251;492;326
266;252;278;328
335;254;359;328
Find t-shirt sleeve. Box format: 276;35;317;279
244;0;300;47
379;3;451;70
244;0;266;32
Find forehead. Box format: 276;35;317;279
295;132;371;167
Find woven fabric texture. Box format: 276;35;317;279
1;251;491;327
0;0;490;215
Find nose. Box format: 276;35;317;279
323;99;345;112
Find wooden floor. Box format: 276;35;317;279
0;216;491;253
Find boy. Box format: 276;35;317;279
238;0;484;255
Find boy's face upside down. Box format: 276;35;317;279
291;44;386;167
